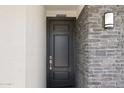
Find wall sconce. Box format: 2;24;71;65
104;12;114;29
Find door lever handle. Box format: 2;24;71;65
49;59;52;70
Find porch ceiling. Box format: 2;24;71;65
45;5;84;18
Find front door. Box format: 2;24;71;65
47;17;75;88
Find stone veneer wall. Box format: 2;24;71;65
75;5;124;88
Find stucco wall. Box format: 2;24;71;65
0;5;46;88
26;5;46;88
76;5;124;88
0;6;26;88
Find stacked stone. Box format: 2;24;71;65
75;5;124;88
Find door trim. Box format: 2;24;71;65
46;17;76;88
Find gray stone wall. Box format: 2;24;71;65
75;5;124;88
74;6;89;88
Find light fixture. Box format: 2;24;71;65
104;12;114;29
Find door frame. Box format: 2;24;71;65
46;17;76;87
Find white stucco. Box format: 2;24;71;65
0;5;46;88
26;5;46;88
0;6;26;88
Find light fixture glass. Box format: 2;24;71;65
104;12;114;28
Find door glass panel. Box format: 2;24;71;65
54;35;69;67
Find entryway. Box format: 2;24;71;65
46;17;76;88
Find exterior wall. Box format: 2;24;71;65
26;6;46;88
0;5;46;88
75;6;89;88
76;5;124;88
0;6;26;88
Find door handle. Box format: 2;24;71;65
49;56;52;70
49;59;52;70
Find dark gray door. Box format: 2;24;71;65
47;17;75;88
